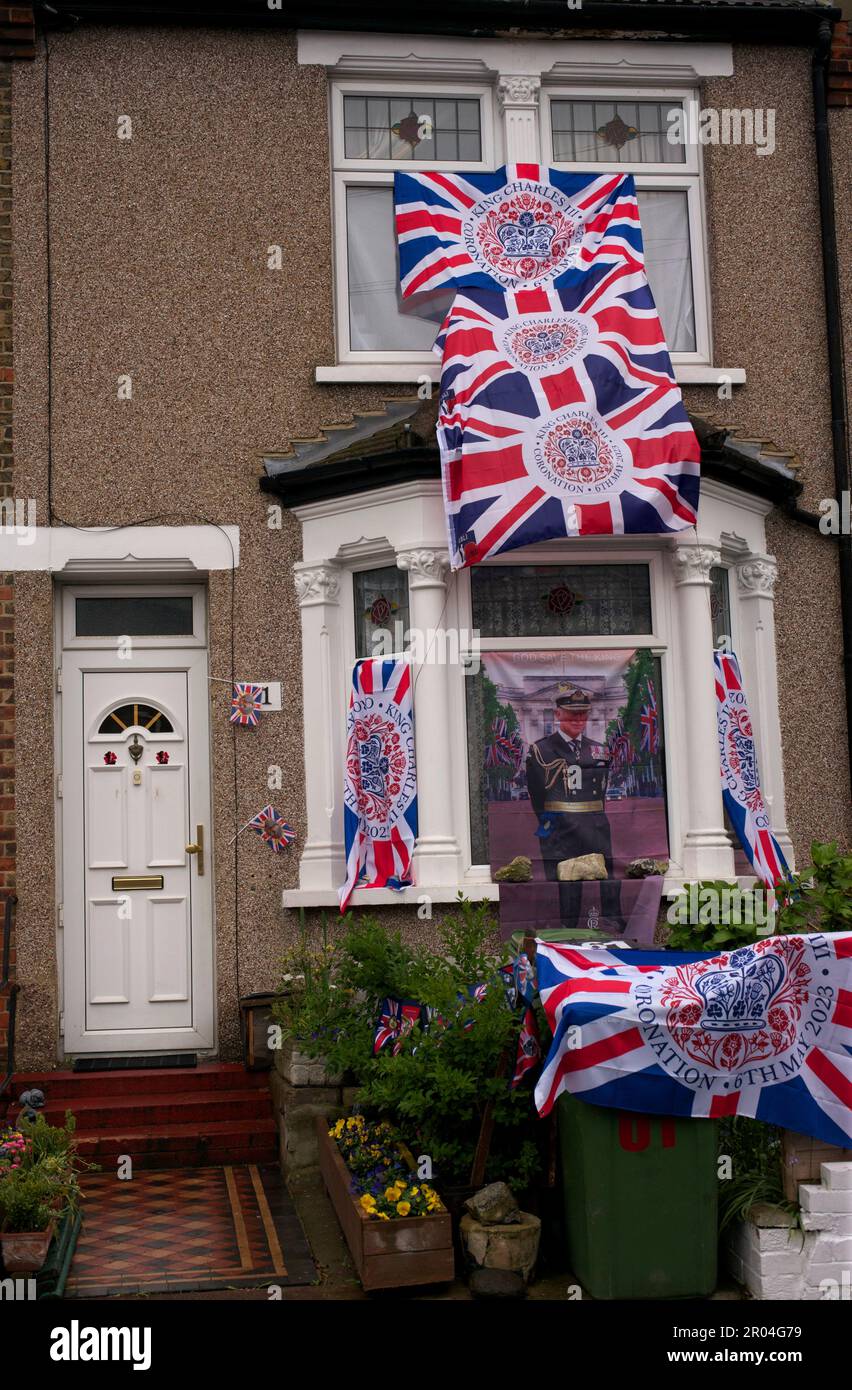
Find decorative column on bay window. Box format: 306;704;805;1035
734;553;794;868
670;540;736;882
497;75;542;164
396;547;464;888
293;561;345;892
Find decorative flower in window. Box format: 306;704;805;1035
103;751;117;765
155;750;170;764
596;115;638;152
543;584;583;617
391;110;423;151
367;594;397;625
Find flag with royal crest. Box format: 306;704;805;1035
395;163;699;568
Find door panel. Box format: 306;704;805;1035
61;641;214;1054
83;670;191;1032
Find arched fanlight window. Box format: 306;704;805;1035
97;703;174;735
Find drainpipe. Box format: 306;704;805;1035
812;18;852;798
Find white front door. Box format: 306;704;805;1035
61;638;215;1054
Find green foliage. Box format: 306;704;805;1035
776;841;852;936
665;881;771;952
0;1168;56;1233
272;913;344;1043
0;1112;92;1230
717;1117;796;1234
319;899;543;1190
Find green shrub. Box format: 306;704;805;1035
776;841;852;936
317;900;544;1191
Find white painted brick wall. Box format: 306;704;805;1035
725;1161;852;1300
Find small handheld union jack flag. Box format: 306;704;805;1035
230;682;265;728
373;998;422;1056
247;805;295;854
511;1007;542;1089
640;680;659;755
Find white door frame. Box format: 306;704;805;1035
57;583;216;1056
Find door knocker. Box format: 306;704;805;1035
128;734;144;764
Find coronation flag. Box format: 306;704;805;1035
714;650;789;889
534;936;852;1147
339;657;418;912
395;164;699;568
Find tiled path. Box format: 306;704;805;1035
66;1164;316;1297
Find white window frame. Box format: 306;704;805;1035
541;86;711;364
451;545;674;879
331;79;498;366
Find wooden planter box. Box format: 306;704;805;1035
316;1117;454;1292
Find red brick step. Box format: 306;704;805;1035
10;1062;267;1101
8;1062;276;1169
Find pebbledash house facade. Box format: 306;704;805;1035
0;0;850;1073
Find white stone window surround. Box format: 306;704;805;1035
283;477;791;910
299;29;745;390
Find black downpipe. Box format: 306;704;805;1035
812;20;852;798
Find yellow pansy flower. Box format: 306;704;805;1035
396;1201;411;1216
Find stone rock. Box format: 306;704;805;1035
626;857;669;879
276;1040;343;1087
495;856;532;883
557;853;607;882
464;1182;520;1226
280;1102;345;1174
460;1211;542;1283
270;1069;341;1117
469;1268;527;1299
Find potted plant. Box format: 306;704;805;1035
0;1113;91;1276
317;1113;453;1291
0;1167;57;1272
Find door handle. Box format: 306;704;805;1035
185;824;205;876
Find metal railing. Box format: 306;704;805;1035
1;894;19;1107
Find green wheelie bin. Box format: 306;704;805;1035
557;1091;718;1299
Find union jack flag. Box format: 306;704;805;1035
512;1007;542;1088
247;805;295;853
230;682;265;727
714;651;789;889
396;164;699;568
374;998;422;1056
339;657;418;912
534;936;852;1146
434;281;698;567
485;716;524;771
395;165;645;298
607;717;634;769
640;679;659;755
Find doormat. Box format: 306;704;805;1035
65;1165;317;1297
71;1054;198;1073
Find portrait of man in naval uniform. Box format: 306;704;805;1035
525;683;625;932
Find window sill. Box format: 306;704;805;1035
315;364;746;387
281;883;500;909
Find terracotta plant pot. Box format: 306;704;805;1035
0;1224;55;1274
